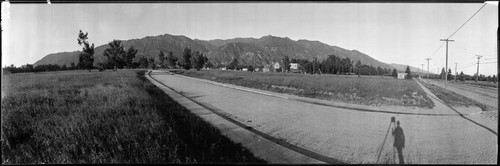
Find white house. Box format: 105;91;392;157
290;63;299;70
397;73;407;79
221;67;227;70
242;68;248;71
273;62;280;72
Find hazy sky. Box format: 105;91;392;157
2;2;498;75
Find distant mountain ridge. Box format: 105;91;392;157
35;33;399;70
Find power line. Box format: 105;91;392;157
447;3;488;39
480;61;497;64
458;63;476;69
430;42;445;57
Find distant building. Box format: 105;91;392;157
273;62;281;72
290;63;301;73
221;67;227;70
242;68;248;71
397;73;407;79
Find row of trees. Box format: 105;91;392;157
286;55;397;77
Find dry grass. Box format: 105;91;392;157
1;70;265;164
419;80;489;111
174;70;434;108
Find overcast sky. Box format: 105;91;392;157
2;2;497;75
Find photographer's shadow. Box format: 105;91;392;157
392;121;405;164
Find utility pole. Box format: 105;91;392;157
476;55;482;82
454;63;458;82
421;64;424;79
425;58;431;79
440;39;454;90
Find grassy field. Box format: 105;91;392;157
453;80;498;89
1;70;265;164
173;70;434;108
419;80;488;111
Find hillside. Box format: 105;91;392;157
35;33;394;69
389;63;424;73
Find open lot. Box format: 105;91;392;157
174;70;434;108
1;70;265;164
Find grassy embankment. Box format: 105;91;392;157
173;70;434;108
1;70;265;164
419;80;489;111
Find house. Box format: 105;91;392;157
397;73;407;79
263;64;272;72
242;68;248;71
273;62;281;72
290;63;301;73
221;67;227;70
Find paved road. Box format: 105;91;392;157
151;71;497;164
421;79;498;111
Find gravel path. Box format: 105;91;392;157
151;70;497;164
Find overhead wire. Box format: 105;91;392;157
428;3;489;60
446;3;488;39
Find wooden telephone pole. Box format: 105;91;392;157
425;58;431;79
476;55;482;82
440;39;454;90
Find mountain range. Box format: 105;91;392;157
34;33;416;71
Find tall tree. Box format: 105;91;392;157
166;51;178;69
103;40;125;71
77;30;95;72
124;46;138;69
355;60;362;76
392;68;398;78
182;47;192;70
440;68;446;79
158;51;165;68
191;51;208;71
139;57;149;69
405;65;412;79
283;56;291;72
459;71;465;82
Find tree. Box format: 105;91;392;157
124;46;138;69
191;51;208;71
227;58;239;70
158;51;166;68
248;65;254;72
283;56;291;72
404;65;412;79
139;57;149;69
148;57;156;70
460;71;465;82
205;61;214;69
165;51;178;69
355;60;362;76
103;40;125;71
70;62;76;70
182;47;192;70
377;66;384;76
392;68;398;78
440;68;446;79
77;30;95;72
